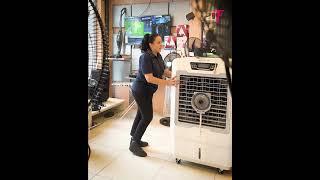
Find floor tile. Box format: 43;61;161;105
153;160;215;180
97;151;165;180
214;170;232;180
89;107;232;180
88;143;123;174
91;174;113;180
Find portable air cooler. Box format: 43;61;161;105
170;56;232;172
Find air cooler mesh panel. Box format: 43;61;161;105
178;75;228;129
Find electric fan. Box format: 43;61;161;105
88;0;110;160
160;52;181;127
163;52;181;71
88;0;110;111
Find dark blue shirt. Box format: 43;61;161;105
132;50;166;94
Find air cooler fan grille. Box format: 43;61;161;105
178;75;228;129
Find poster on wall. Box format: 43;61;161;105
164;36;176;49
176;25;189;38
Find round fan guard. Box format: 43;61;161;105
88;0;110;160
163;52;181;71
88;0;110;111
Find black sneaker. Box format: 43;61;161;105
130;138;149;147
129;140;147;157
139;140;149;147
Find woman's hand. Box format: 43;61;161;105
166;76;179;86
164;68;172;78
144;73;179;86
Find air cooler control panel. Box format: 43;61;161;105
190;62;217;71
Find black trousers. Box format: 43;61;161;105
130;89;154;142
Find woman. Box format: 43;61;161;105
129;33;178;157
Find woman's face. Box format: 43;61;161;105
149;36;162;54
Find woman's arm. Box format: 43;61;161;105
163;68;172;78
144;73;177;86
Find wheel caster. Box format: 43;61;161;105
175;158;181;164
217;168;224;174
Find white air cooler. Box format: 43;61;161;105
170;57;232;171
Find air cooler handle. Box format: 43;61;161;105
193;67;214;71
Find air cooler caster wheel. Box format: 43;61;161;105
217;168;224;174
175;158;181;164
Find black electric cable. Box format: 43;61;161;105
139;0;152;16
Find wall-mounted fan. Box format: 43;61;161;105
88;0;110;112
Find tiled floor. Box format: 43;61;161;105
89;106;232;180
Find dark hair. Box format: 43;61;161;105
141;33;160;52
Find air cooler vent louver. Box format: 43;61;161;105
178;75;228;129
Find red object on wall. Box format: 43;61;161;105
164;36;177;49
176;24;189;38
